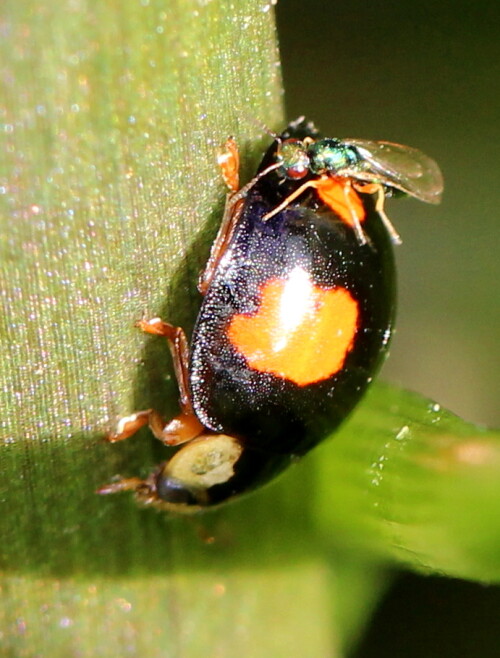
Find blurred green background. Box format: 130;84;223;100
277;0;499;428
277;2;499;655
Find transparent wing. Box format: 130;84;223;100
344;139;444;204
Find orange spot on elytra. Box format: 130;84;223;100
315;178;366;227
227;268;359;386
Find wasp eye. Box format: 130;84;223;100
308;138;359;174
277;139;311;180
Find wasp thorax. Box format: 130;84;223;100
308;138;359;175
277;139;311;180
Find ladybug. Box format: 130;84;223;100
99;117;443;512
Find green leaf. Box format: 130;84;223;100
312;383;500;583
1;0;499;655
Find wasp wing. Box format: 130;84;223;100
345;139;444;204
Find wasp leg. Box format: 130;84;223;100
107;319;204;447
262;176;369;246
341;181;369;245
262;179;320;221
353;182;402;245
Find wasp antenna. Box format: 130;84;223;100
230;162;282;205
238;111;279;141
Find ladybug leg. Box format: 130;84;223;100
217;136;240;192
97;472;162;506
199;138;244;294
199;138;282;293
107;318;205;447
199;192;245;294
97;476;153;498
353;182;402;245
